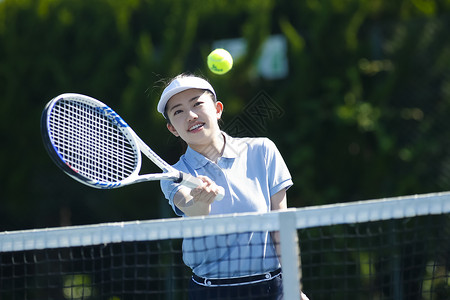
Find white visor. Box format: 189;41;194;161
157;76;216;116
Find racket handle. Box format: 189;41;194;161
214;186;225;201
179;172;225;201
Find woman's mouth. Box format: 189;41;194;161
189;123;204;132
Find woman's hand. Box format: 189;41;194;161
174;175;222;217
189;175;221;206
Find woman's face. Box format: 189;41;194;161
165;88;223;148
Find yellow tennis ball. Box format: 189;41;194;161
207;48;233;75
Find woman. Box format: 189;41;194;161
158;74;308;300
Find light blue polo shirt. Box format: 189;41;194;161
160;132;293;278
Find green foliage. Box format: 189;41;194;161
0;0;449;231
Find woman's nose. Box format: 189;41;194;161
187;110;198;121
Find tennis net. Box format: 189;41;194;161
0;192;449;299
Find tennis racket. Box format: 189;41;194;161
41;93;224;201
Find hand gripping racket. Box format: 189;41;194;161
41;93;224;201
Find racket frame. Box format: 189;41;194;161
41;93;211;192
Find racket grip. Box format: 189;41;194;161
179;172;225;201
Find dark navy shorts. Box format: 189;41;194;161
189;269;283;300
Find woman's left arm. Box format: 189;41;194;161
270;189;288;260
270;189;310;300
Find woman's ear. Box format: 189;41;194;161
167;123;179;137
216;101;224;120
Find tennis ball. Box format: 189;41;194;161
207;48;233;75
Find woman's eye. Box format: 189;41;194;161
194;101;203;107
173;109;183;116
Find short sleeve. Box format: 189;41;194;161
264;138;293;196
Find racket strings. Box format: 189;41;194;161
49;100;138;183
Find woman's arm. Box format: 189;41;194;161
270;189;288;260
270;189;310;300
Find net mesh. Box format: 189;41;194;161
300;214;449;300
1;192;449;300
48;99;138;183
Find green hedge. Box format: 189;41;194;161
1;0;449;229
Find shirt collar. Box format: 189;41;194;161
184;146;209;169
183;131;242;169
221;132;245;159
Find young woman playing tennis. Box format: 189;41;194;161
158;74;308;300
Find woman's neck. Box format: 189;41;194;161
190;132;225;163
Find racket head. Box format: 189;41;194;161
41;93;142;189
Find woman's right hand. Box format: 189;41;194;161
174;175;222;217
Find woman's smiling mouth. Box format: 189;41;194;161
189;123;205;132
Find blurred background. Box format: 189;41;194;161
1;0;449;231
